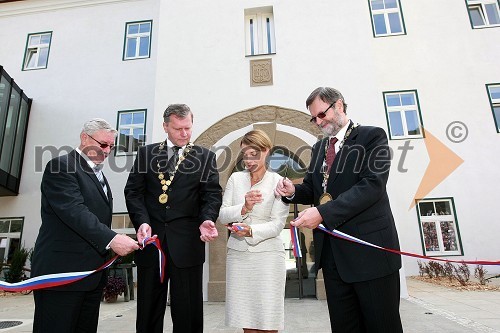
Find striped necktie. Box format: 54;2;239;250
93;165;108;197
166;146;181;175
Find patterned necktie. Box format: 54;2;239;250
326;137;338;173
166;146;181;175
93;165;108;197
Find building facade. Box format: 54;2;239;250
1;0;500;301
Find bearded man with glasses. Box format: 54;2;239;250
31;118;139;333
275;87;403;333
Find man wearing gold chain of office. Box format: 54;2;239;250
125;104;222;333
275;87;403;333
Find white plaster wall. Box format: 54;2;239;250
0;0;159;247
152;0;500;276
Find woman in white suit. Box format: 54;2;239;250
219;129;289;333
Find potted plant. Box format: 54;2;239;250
103;276;126;302
4;246;31;283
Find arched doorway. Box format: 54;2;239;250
193;105;326;301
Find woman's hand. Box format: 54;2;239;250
243;189;263;213
228;223;252;237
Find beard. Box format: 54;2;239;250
320;114;346;137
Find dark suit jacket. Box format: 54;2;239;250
31;150;116;291
124;143;222;268
285;123;401;283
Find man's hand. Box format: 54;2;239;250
110;234;140;256
199;220;218;242
290;207;323;229
136;223;157;245
275;177;295;198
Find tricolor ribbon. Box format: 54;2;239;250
0;237;166;293
289;224;500;266
141;236;166;283
0;256;118;293
290;226;302;258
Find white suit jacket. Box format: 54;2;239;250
218;170;289;252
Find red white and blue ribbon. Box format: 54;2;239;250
290;226;302;258
0;236;166;293
141;237;166;283
0;256;118;293
289;224;500;266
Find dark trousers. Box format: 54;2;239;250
33;288;103;333
136;242;204;333
321;237;403;333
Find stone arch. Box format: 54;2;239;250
194;105;320;148
194;105;321;188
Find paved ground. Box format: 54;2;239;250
1;278;499;332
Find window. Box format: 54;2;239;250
23;32;52;70
466;0;500;28
486;83;500;132
383;90;423;139
0;218;24;264
116;110;146;154
244;7;276;56
0;66;32;196
123;20;152;60
416;198;463;256
369;0;406;37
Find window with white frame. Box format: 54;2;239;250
0;218;23;264
417;199;462;256
116;110;146;154
383;90;423;139
23;32;52;70
244;7;276;56
486;83;500;132
369;0;405;37
123;21;152;60
466;0;500;28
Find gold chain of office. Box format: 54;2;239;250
319;123;359;204
157;141;193;204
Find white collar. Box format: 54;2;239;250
76;147;100;170
330;119;351;143
165;139;187;154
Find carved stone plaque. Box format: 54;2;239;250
250;58;273;87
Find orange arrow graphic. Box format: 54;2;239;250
409;131;464;209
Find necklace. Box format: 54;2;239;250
250;169;266;185
250;175;263;184
157;141;193;204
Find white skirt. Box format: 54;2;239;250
225;248;286;330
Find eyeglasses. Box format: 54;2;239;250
87;133;115;150
309;101;336;123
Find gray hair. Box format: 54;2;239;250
81;118;117;136
163;104;193;123
306;87;348;114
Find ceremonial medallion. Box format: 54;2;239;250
159;193;168;204
319;193;333;205
156;141;193;204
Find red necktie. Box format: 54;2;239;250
326;137;338;173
